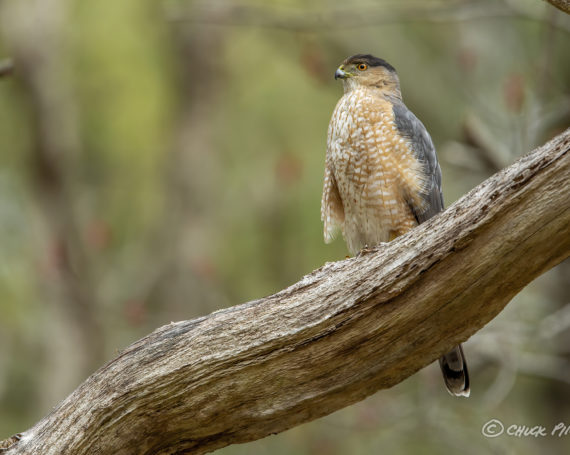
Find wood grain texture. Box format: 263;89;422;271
2;128;570;454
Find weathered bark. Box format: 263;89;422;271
2;129;570;454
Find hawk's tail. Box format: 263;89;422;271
439;344;470;397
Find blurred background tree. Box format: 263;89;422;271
0;0;568;453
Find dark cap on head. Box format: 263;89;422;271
343;54;397;73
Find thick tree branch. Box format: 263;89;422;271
2;129;570;454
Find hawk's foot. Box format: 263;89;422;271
357;244;373;257
356;242;390;258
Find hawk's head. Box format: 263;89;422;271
334;54;400;95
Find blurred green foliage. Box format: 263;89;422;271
0;0;569;453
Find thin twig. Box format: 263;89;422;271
544;0;570;14
166;0;570;34
0;59;14;78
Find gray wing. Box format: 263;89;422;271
392;101;444;224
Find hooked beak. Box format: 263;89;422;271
334;67;348;80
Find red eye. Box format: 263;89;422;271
357;63;368;71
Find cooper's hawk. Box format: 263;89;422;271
321;54;470;397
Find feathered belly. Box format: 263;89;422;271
332;146;417;254
328;99;420;254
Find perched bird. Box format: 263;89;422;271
321;54;469;397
